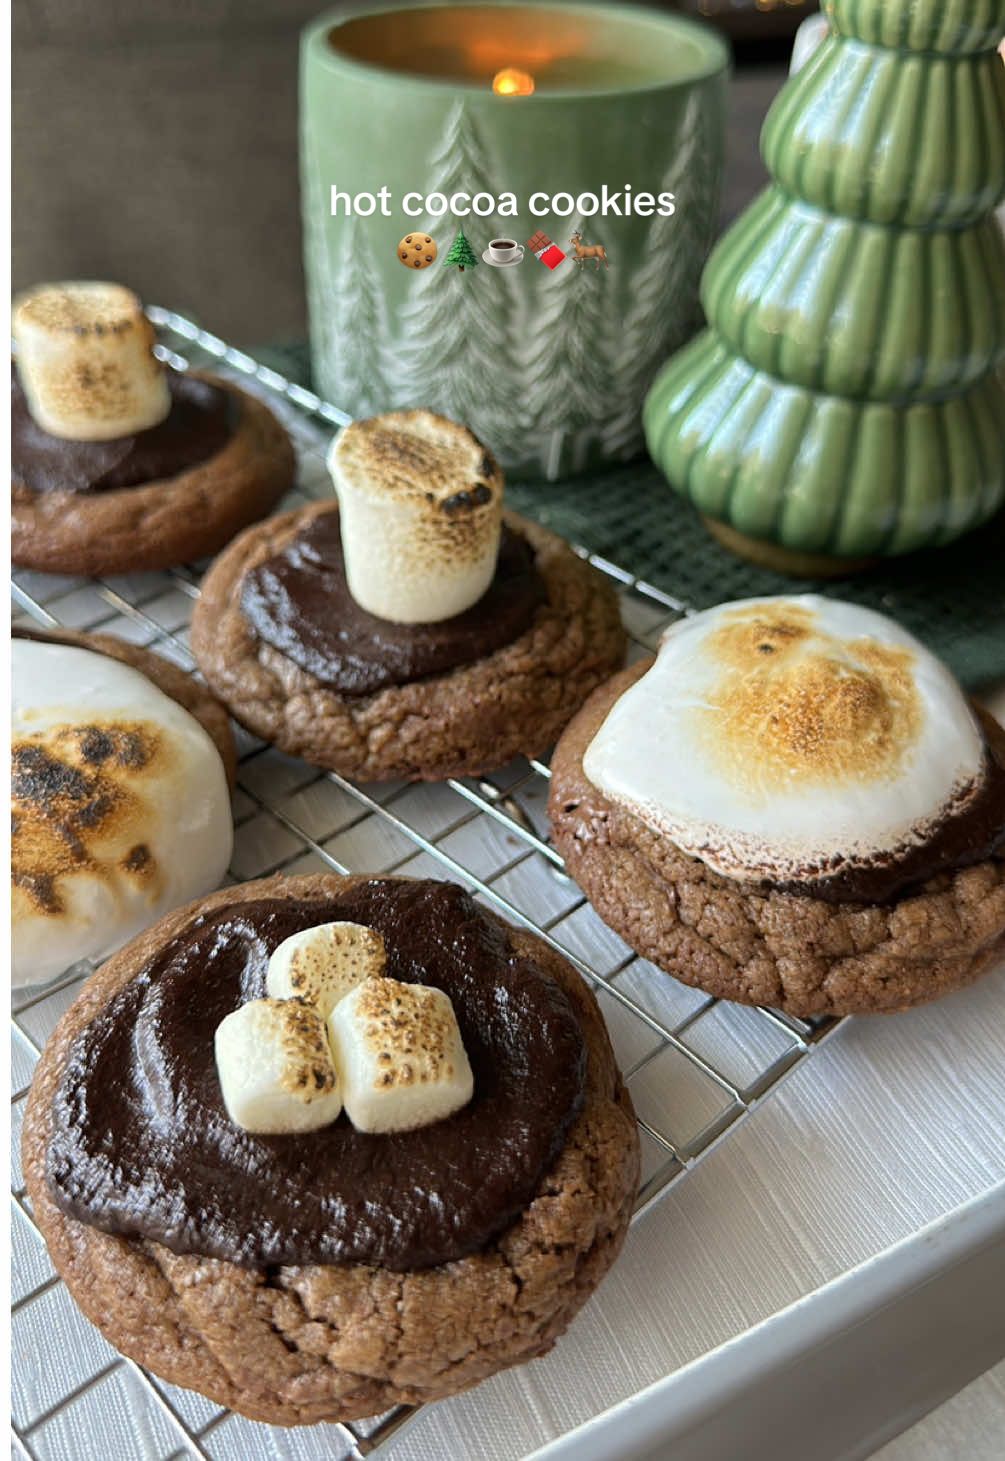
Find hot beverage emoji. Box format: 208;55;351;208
481;237;524;268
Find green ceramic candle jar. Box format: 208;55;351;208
644;0;1005;574
301;1;728;479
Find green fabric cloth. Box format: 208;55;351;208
259;341;1005;691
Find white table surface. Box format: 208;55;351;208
381;951;1005;1461
874;1358;1005;1461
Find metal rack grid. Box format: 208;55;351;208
11;310;844;1461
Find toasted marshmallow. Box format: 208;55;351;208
13;282;171;441
12;641;232;986
266;920;386;1017
582;596;986;885
215;998;342;1134
328;977;474;1134
327;410;503;624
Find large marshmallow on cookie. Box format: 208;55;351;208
583;596;986;885
12;641;232;986
13;282;171;441
328;410;503;624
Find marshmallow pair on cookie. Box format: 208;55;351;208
13;282;171;441
215;921;474;1136
11;640;233;987
327;411;503;624
583;596;987;887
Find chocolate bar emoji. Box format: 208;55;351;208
527;230;566;269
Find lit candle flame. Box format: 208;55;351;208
492;67;535;97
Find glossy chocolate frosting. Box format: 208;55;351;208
46;880;587;1271
12;368;233;494
241;512;546;695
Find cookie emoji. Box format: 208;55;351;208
191;410;626;782
11;627;235;987
11;281;295;576
23;875;639;1423
549;596;1005;1018
397;232;437;268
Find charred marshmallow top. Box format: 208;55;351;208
582;596;986;885
217;918;473;1137
13;282;171;441
327;409;504;625
11;641;232;986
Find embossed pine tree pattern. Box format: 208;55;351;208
604;92;717;460
301;122;338;397
520;219;614;478
393;102;522;444
322;214;393;418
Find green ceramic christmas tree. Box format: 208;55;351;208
644;0;1005;575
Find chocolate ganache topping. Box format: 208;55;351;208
46;880;587;1270
241;511;546;695
12;368;233;495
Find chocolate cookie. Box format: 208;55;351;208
549;661;1005;1018
23;873;639;1424
191;503;626;782
12;371;295;576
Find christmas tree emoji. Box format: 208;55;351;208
443;226;479;272
644;0;1005;574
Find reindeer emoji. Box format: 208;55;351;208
570;231;609;269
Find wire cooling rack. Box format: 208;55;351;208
11;309;844;1461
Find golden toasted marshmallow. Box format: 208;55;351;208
215;998;342;1135
327;410;503;624
13;282;171;441
328;976;474;1133
583;596;986;885
265;920;386;1017
12;640;232;986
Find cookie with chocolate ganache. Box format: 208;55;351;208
23;874;639;1424
192;410;626;781
12;282;294;575
549;597;1005;1018
12;626;235;988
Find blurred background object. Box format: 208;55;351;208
790;12;829;71
12;0;806;345
675;0;818;41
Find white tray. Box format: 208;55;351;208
13;314;1001;1461
536;1184;1005;1461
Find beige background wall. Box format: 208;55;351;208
13;0;333;343
13;2;770;351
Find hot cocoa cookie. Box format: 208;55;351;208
11;283;294;575
192;412;626;781
23;874;639;1424
11;628;235;988
549;597;1005;1018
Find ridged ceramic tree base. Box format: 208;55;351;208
644;332;1005;560
701;517;878;579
